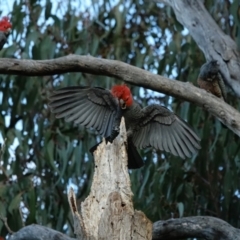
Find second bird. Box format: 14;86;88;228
49;85;201;169
197;60;227;101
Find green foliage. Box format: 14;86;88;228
0;0;240;238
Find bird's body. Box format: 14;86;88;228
197;60;227;101
49;85;201;169
121;101;143;135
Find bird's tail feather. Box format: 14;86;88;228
127;140;144;169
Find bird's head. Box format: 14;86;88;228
0;17;12;34
199;60;219;80
111;85;133;109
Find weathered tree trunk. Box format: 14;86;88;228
159;0;240;97
68;118;152;240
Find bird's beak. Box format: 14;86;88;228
119;99;126;109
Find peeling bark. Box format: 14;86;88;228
68;118;152;239
0;55;239;136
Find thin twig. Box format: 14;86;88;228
0;215;14;234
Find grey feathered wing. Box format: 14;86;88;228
49;86;144;169
48;86;122;140
132;105;201;159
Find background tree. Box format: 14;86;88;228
0;0;240;239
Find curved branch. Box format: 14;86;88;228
159;0;240;97
0;54;239;136
8;224;76;240
152;216;240;240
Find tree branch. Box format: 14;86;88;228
0;54;239;136
158;0;240;97
8;216;240;240
0;215;14;234
152;216;240;240
8;224;76;240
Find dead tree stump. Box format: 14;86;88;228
68;118;152;240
